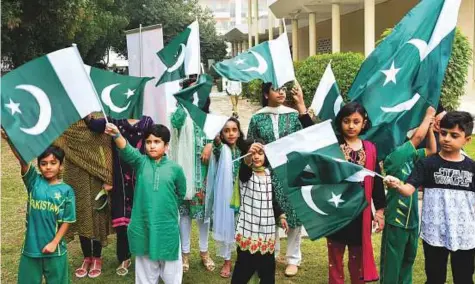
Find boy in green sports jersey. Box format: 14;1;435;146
3;131;76;284
379;106;436;284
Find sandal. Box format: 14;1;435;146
219;261;232;278
88;257;102;278
116;259;131;276
182;253;190;273
75;257;92;278
200;252;215;272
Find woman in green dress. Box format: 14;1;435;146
247;82;313;277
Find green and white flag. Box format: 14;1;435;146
1;47;102;162
178;74;213;109
84;65;153;119
174;74;228;139
310;62;343;121
156;21;200;85
264;120;367;240
287;148;375;188
348;0;461;160
213;32;295;88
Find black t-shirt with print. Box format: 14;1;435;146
407;154;475;192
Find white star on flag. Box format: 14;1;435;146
124;89;135;99
381;61;401;86
5;98;22;115
328;192;345;208
234;58;245;65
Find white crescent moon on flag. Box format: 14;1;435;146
301;185;328;216
408;39;428;61
17;85;52;135
242;50;268;74
167;44;186;73
334;96;343;116
381;93;421;113
101;83;131;113
192;92;199;106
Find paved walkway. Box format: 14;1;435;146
210;93;260;135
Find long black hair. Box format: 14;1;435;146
335;102;371;136
220;117;246;153
261;82;273;107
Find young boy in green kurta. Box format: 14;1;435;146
105;123;186;284
380;106;436;284
2;130;76;284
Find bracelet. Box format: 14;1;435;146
113;132;121;140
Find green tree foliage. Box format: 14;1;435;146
1;0;129;68
116;0;226;67
2;0;226;69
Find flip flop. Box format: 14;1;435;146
75;257;92;278
182;253;190;273
200;252;215;272
88;257;102;278
220;263;232;278
116;259;131;276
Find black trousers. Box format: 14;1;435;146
231;248;275;284
116;225;131;262
79;236;102;258
423;240;475;284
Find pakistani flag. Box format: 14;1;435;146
174;74;228;139
84;65;153;119
156;21;201;85
264;120;367;240
287;149;376;188
348;0;462;160
1;47;102;162
213;32;295;88
310;62;344;121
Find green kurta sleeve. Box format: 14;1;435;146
175;165;187;201
118;143;145;170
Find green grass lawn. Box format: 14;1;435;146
2;139;474;283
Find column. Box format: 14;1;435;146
248;0;253;47
364;0;375;57
253;0;259;45
232;42;236;56
268;9;274;40
309;12;317;56
332;3;341;53
238;41;242;54
292;19;299;62
279;19;284;35
242;40;248;51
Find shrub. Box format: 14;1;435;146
295;52;365;107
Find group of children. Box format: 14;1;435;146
4;79;475;284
